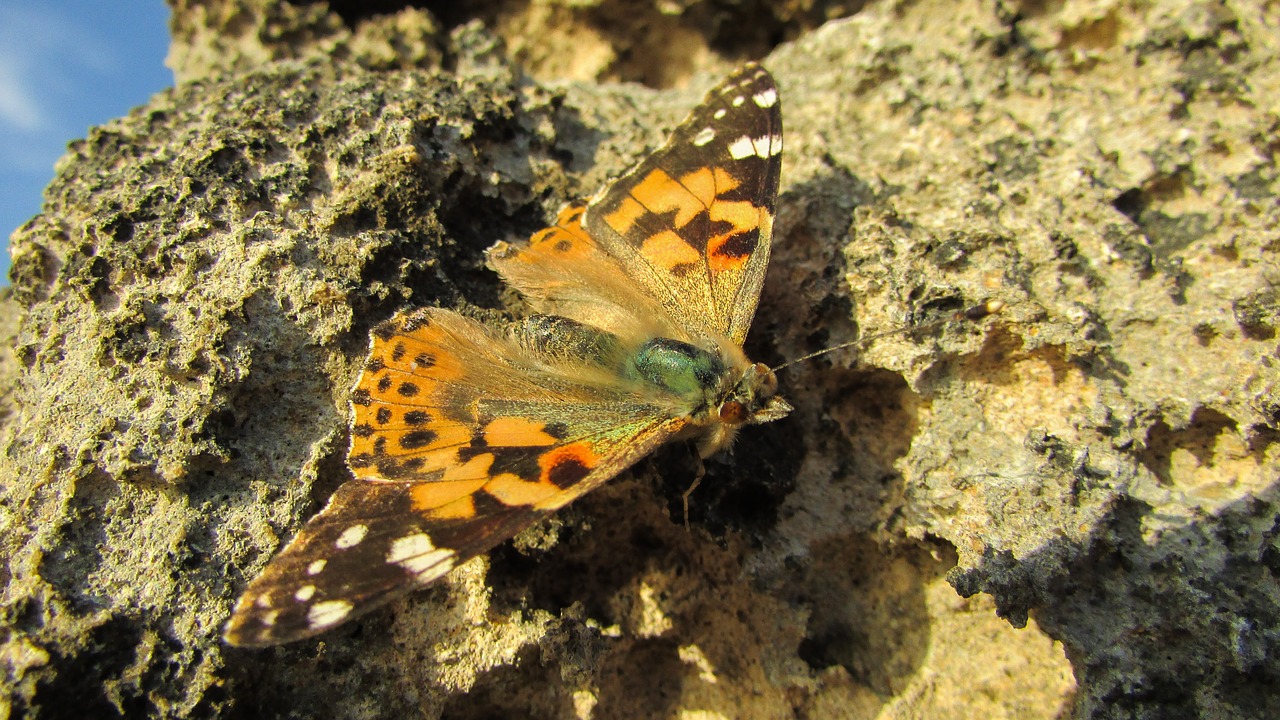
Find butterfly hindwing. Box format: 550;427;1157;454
224;309;687;646
582;63;782;344
487;204;691;346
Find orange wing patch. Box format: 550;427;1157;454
640;230;703;274
600;165;761;277
409;479;487;513
609;168;703;229
682;167;741;209
484;474;561;507
601;166;743;236
482;416;562;447
502;204;604;266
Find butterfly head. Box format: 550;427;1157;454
690;357;790;458
718;361;791;427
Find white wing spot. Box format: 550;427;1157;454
728;134;782;160
307;559;327;575
753;88;777;108
732;95;746;107
308;600;354;629
262;610;280;627
713;108;727;119
336;524;368;549
388;532;456;578
728;137;754;159
255;592;274;609
295;585;317;602
692;127;716;146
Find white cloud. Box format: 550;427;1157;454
0;56;43;130
0;3;121;135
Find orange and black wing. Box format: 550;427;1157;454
224;309;684;646
582;63;782;345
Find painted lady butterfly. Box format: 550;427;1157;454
224;63;786;646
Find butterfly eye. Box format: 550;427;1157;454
719;400;749;424
751;363;778;395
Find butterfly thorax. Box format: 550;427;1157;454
627;335;787;419
515;314;789;454
626;337;725;400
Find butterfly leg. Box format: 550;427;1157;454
681;442;707;531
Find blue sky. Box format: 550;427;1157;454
0;1;172;285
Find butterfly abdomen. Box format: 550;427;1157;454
516;316;732;411
514;314;624;367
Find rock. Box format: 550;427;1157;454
2;2;1276;718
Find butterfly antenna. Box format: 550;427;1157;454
772;299;1006;373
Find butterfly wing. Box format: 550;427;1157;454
224;309;686;646
581;63;782;345
487;204;692;347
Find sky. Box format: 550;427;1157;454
0;1;172;285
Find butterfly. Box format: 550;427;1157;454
223;63;787;646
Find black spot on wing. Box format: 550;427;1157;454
470;489;511;517
669;262;698;278
373;322;397;341
715;229;759;261
400;429;437;450
547;456;590;488
484;443;542;483
375;457;413;480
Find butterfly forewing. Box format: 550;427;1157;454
583;63;782;344
224;480;462;647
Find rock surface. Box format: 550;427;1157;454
2;1;1277;718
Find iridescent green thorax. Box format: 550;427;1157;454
625;336;790;435
626;337;726;401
